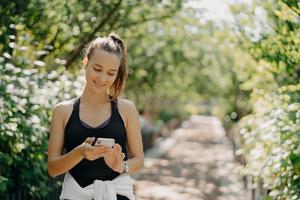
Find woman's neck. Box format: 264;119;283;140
80;86;110;106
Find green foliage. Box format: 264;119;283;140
0;0;183;70
0;56;84;198
239;85;300;199
158;109;189;123
231;0;300;198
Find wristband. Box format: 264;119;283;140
123;160;129;173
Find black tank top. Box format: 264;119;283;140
64;97;129;187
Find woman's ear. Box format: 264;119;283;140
82;57;88;66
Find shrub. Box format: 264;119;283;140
0;56;83;199
239;84;300;199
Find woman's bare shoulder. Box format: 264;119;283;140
52;98;77;125
54;98;76;112
116;98;138;126
117;98;137;112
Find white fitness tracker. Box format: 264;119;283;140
123;160;129;173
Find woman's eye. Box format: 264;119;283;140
94;68;102;72
108;73;115;76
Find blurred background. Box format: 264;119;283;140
0;0;299;199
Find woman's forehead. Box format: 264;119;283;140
91;49;120;69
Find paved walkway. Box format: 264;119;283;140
133;115;250;200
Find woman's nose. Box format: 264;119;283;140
99;73;109;83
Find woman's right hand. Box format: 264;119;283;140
79;137;111;161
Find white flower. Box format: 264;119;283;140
30;115;40;124
6;83;15;91
34;60;46;67
3;52;12;59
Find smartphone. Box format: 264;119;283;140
93;138;115;148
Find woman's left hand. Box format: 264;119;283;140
104;143;125;173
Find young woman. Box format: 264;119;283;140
47;33;144;200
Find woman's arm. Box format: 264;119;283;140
47;103;84;177
124;100;144;174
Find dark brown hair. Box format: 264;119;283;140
83;33;127;100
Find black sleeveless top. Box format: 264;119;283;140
64;97;129;187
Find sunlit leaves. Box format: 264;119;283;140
231;0;300;198
0;57;84;198
239;85;300;199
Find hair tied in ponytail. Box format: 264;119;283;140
110;34;124;48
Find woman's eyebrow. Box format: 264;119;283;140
94;63;117;72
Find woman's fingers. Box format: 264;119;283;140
83;140;124;161
84;137;95;145
112;143;122;152
88;145;109;155
82;137;95;151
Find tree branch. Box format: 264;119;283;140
281;0;300;16
38;28;60;60
64;0;123;69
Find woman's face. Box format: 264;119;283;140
85;49;120;94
